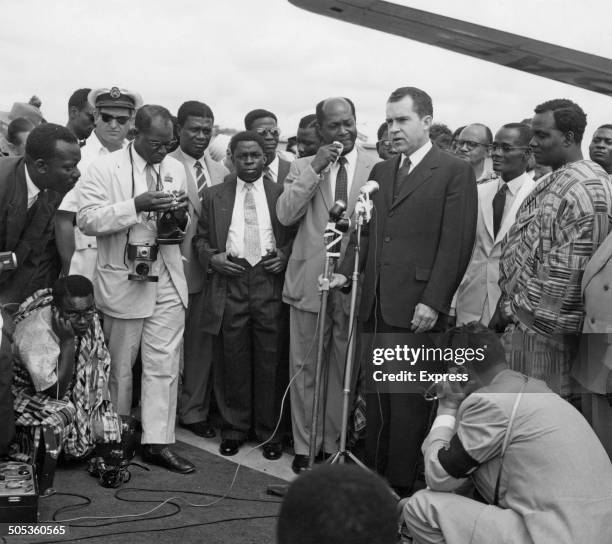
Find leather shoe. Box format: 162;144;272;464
182;421;216;438
291;454;310;474
142;445;195;474
220;439;244;456
262;443;283;461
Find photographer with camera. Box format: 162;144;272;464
193;131;295;459
77;105;195;474
400;323;612;544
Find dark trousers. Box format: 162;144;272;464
0;308;15;457
215;260;284;442
179;291;214;425
363;300;434;491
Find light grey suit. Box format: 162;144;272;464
277;148;377;455
169;147;227;426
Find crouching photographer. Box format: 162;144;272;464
77;105;195;474
400;322;612;544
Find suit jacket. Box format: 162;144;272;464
193;175;296;334
77;147;188;319
168;148;228;294
0;157;62;304
455;172;536;325
339;146;477;327
277;149;378;313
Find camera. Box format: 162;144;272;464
156;191;187;245
0;251;17;271
127;243;159;282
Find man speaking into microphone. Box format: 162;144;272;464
329;87;477;496
277;97;378;474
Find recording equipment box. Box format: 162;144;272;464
0;462;38;522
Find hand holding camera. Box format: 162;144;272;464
134;191;177;213
311;141;344;174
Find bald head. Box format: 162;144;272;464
315;97;357;154
455;123;491;171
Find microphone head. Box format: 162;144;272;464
360;180;379;195
329;200;347;221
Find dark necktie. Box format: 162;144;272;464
78;139;86;148
194;160;207;194
334;156;348;204
393;156;412;201
493;183;508;238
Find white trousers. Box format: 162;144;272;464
103;264;184;444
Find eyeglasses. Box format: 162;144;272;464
147;139;177;151
63;307;97;320
100;113;131;125
255;128;280;138
455;139;488;151
378;139;393;148
488;143;531;154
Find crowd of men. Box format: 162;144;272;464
2;85;612;541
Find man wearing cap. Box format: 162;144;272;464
56;87;141;279
244;109;291;184
169;100;227;439
77;105;194;474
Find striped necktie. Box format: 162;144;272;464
334;156;348;204
195;160;207;193
244;184;261;266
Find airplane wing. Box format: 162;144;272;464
288;0;612;96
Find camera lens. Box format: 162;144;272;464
135;263;150;276
140;248;150;258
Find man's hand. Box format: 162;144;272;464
319;273;348;291
411;303;438;333
436;378;466;413
169;190;189;211
263;249;288;274
51;307;75;343
210;252;245;276
134;191;176;213
310;144;342;174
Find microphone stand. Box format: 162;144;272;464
330;194;371;468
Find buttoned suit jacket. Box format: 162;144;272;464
339;146;477;327
0;157;62;305
168;148;228;294
77;147;188;319
277;149;378;313
193;175;296;334
455;173;536;325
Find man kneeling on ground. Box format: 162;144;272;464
401;322;612;544
11;275;121;461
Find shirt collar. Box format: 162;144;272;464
338;146;358;169
502;171;529;196
24;164;40;201
267;155;279;176
178;147;206;169
403;140;432;168
237;176;264;192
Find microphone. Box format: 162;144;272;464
359;180;379;196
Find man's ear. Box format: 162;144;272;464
34;158;47;175
68;106;78;120
563;130;576;147
421;115;433;133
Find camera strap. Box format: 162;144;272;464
492;375;528;506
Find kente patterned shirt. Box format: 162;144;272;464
499;160;612;336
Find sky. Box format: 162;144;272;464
1;0;611;145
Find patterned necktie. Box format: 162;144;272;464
194;160;207;193
393;156;412;201
334;156;348;204
145;164;158;192
263;166;274;184
244;184;261;266
493;183;508;238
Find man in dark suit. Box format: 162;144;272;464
331;87;477;495
169;101;228;439
0;123;81;457
244;109;291;184
193;131;295;460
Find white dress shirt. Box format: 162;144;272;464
227;177;275;260
498;172;530;218
266;155;279;183
329;146;358;199
401;140;432;174
24;166;40;209
177;147;210;189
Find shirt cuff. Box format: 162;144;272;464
431;414;457;431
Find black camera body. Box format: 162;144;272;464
0;251;17;271
156;192;187;245
127;243;159;282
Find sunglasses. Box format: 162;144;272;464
100;113;131;125
255;127;280;138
